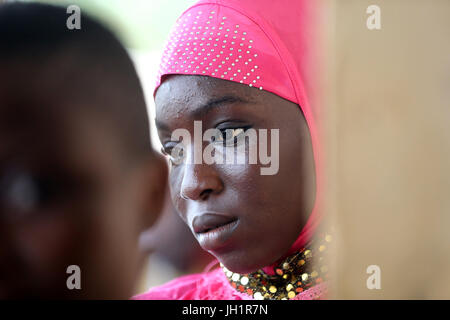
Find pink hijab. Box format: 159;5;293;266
135;0;325;300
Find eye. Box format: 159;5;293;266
0;168;66;220
0;169;39;215
161;143;185;166
212;127;248;146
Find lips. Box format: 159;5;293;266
192;213;237;234
192;213;239;251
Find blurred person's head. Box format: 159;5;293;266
0;3;167;299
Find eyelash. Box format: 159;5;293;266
161;126;251;166
212;127;249;145
161;144;184;166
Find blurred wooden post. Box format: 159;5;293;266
322;0;450;299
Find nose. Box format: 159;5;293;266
180;159;224;201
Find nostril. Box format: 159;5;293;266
199;188;213;200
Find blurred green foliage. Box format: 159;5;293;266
22;0;194;49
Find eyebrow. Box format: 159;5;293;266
155;95;249;131
191;95;248;118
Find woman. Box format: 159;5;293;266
135;0;329;300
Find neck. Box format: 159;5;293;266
222;230;332;300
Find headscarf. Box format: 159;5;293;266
144;0;325;299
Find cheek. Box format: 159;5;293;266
220;163;256;187
218;138;305;223
216;135;261;180
219;163;271;218
276;127;305;182
168;169;180;195
168;168;185;215
13;214;82;278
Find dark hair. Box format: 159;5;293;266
0;2;152;163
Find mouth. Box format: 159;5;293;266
192;213;239;250
192;213;238;234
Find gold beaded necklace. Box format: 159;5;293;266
221;232;331;300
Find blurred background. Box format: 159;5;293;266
2;0;215;294
3;0;449;298
323;0;450;299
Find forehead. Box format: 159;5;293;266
0;94;117;171
155;75;269;121
156;75;257;99
0;92;65;152
0;64;132;183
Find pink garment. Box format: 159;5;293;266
134;262;328;300
135;0;325;300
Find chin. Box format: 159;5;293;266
215;251;266;274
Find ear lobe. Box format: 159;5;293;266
141;152;168;230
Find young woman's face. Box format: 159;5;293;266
155;75;315;274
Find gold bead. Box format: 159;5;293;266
286;284;294;292
304;249;312;258
264;293;271;299
288;291;296;299
269;286;277;293
262;286;267;292
301;273;309;281
282;262;290;270
298;259;305;266
282;274;289;280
